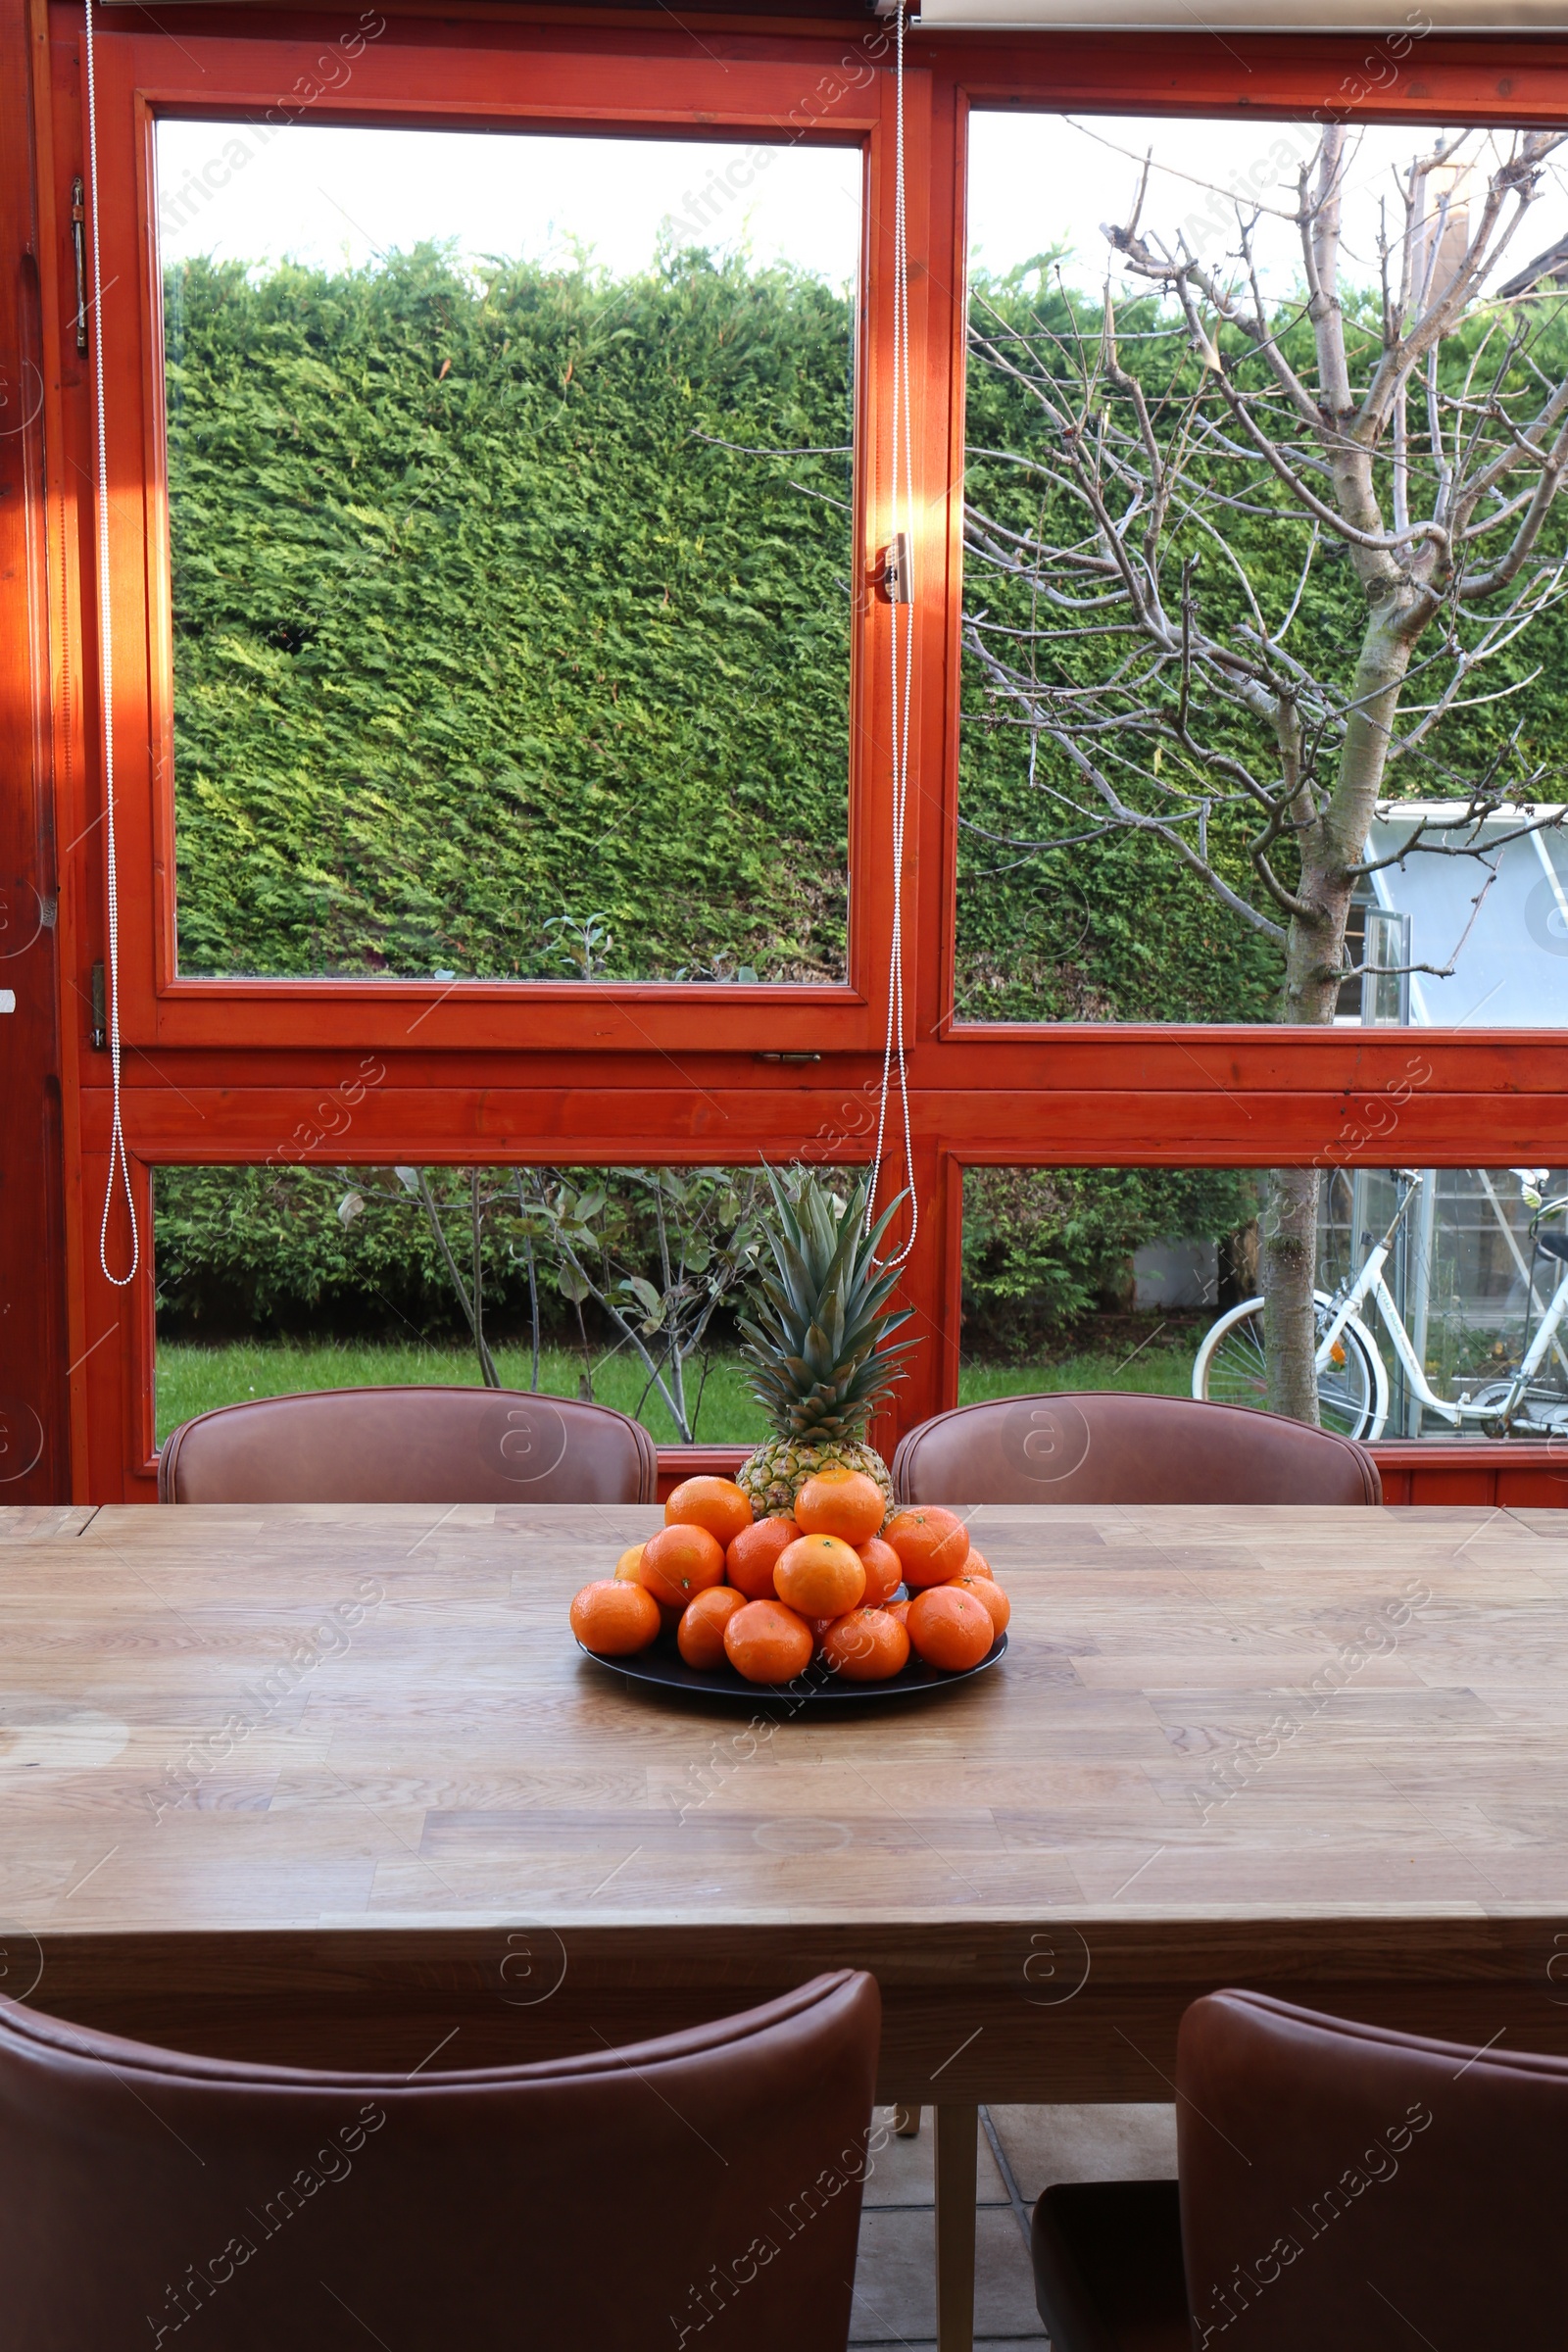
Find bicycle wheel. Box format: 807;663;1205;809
1465;1379;1568;1438
1193;1293;1384;1441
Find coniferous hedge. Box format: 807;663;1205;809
166;241;1308;1011
166;244;856;981
153;246;1321;1340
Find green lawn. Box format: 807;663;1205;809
952;1346;1199;1406
155;1337;1199;1446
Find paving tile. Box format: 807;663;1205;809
988;2102;1178;2202
852;2106;1171;2344
850;2205;1045;2343
862;2105;1009;2207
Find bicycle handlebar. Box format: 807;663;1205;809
1530;1193;1568;1237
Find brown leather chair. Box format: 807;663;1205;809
0;1970;879;2351
1032;1989;1568;2350
158;1384;658;1504
892;1392;1381;1507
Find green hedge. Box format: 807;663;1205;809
164;243;1332;1011
166;245;855;982
959;1164;1257;1357
158;247;1562;1346
154;1159;1258;1358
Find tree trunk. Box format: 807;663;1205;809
469;1168;501;1391
1262;1165;1321;1424
1260;612;1415;1418
416;1169;500;1389
524;1232;540;1393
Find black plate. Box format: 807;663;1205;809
575;1629;1006;1709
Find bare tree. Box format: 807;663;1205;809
964;122;1568;1415
334;1162;766;1438
519;1166;767;1441
336;1165;519;1388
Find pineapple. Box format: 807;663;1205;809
736;1167;917;1521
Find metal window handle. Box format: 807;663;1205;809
72;176;87;354
883;531;912;605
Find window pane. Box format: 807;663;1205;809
961;1161;1568;1443
960;113;1568;1027
153;1160;787;1445
158;122;858;982
960;1164;1252;1386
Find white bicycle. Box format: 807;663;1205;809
1194;1169;1568;1441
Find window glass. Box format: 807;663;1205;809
155;1157;890;1449
158;122;859;982
154;1156;1568;1449
961;1161;1568;1443
154;1159;780;1446
960;112;1568;1027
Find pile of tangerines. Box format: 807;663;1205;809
569;1469;1007;1686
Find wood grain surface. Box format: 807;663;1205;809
4;1502;1567;2097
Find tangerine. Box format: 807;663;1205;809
613;1545;676;1632
677;1584;748;1669
569;1578;661;1657
906;1584;995;1671
663;1476;754;1547
774;1532;866;1618
638;1522;726;1609
885;1505;971;1589
723;1598;814;1685
857;1536;904;1608
794;1468;887;1545
615;1533;681;1627
885;1597;911;1628
962;1547;994;1581
951;1570;1009;1634
820;1607;910;1683
725;1515;801;1600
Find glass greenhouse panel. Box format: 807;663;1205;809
1315;1163;1568;1437
958;111;1568;1028
157;122;859;982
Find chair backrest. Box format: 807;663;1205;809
0;1971;880;2352
158;1385;659;1504
1177;1989;1568;2349
891;1392;1381;1507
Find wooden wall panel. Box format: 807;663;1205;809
0;0;70;1501
1371;1446;1568;1507
74;1078;1568;1170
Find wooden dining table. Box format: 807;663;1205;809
5;1497;1568;2350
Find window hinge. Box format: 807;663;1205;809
756;1052;821;1064
89;959;106;1051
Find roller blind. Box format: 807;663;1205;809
918;0;1563;25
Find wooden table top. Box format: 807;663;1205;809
7;1497;1567;1925
5;1500;1568;2091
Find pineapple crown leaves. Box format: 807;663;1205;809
738;1165;918;1439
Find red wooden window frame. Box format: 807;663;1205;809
24;0;1568;1501
79;27;917;1056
